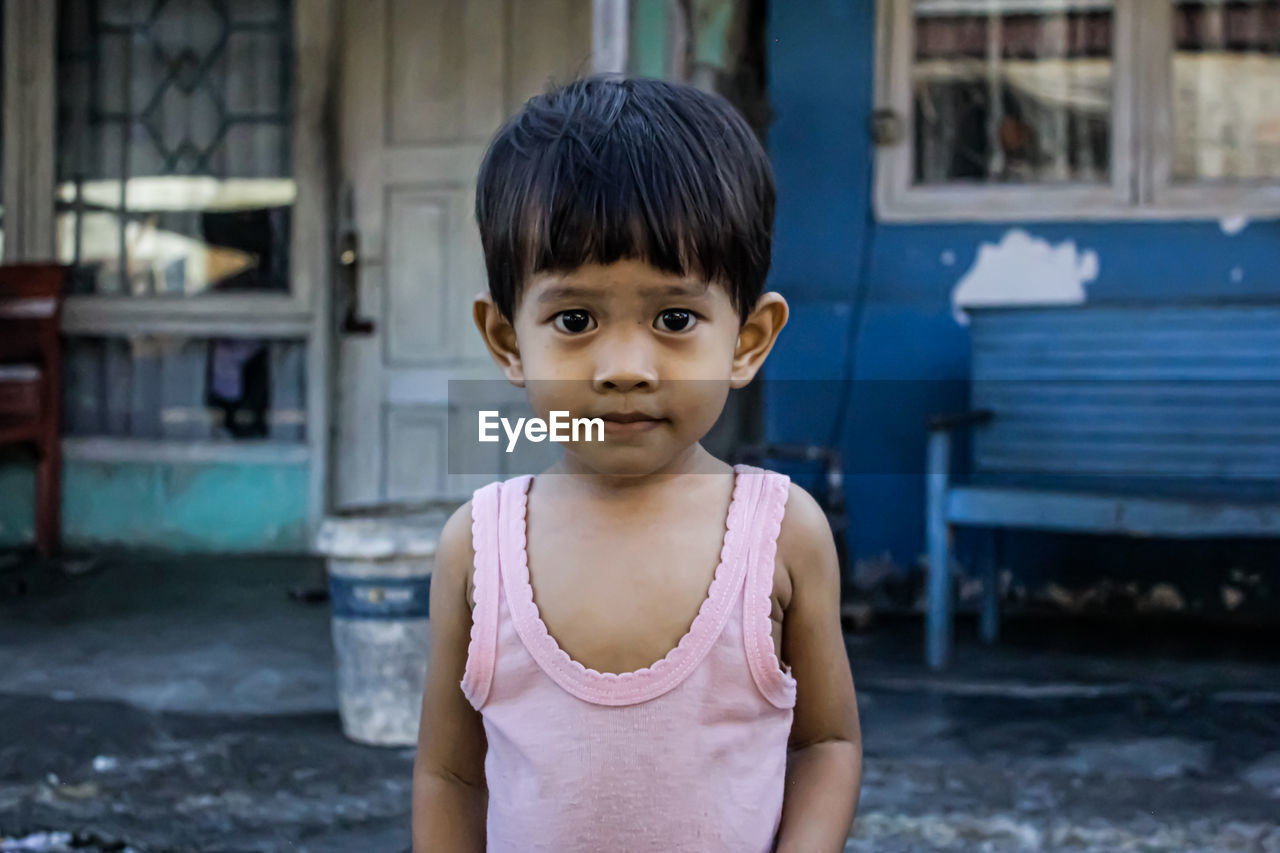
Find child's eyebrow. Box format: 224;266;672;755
536;282;710;305
536;285;599;305
644;283;711;300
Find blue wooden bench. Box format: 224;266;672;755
925;303;1280;669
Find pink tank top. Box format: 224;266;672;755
461;463;797;852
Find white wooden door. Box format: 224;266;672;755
334;0;596;508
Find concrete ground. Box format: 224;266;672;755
0;554;1278;852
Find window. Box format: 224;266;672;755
57;0;295;297
1159;0;1280;206
46;0;313;447
63;336;306;442
876;0;1280;220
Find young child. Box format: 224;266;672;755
412;74;861;853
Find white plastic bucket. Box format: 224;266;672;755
316;501;456;746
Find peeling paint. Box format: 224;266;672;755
951;229;1099;325
1220;214;1251;235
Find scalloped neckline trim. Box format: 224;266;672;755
500;464;758;706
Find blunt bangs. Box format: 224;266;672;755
475;75;774;326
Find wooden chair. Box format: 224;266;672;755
0;265;67;556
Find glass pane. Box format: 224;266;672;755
1172;0;1280;181
63;336;307;442
911;0;1114;185
55;0;296;297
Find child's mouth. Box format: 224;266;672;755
600;413;666;435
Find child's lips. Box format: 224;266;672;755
599;414;666;435
599;410;661;423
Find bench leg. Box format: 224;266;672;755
926;431;953;670
35;440;62;557
979;529;999;645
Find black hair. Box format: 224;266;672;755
475;74;775;327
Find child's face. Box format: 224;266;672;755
476;259;786;476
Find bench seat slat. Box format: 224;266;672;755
969;306;1280;485
947;486;1280;537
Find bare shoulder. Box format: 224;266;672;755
435;499;478;610
777;480;840;603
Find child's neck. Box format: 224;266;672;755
542;444;732;500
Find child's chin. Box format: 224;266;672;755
565;446;685;478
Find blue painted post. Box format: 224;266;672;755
926;430;952;670
980;529;999;645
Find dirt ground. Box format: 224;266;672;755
1;555;1278;852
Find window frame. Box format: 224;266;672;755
1141;0;1280;215
874;0;1280;222
5;0;325;335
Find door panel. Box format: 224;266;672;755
386;0;506;146
385;407;448;500
335;0;594;507
385;188;448;364
507;1;595;109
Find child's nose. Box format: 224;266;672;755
591;331;659;393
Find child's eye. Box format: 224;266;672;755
655;309;696;333
552;310;596;334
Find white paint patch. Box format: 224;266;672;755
940;250;957;267
1220;214;1250;235
1231;266;1245;283
951;229;1099;325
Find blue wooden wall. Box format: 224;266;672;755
763;0;1280;574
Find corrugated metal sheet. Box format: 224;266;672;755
968;305;1280;493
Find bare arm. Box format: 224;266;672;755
412;500;489;852
773;484;863;853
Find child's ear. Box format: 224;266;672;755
473;293;526;387
730;292;788;388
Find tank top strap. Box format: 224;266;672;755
741;467;798;709
460;478;504;710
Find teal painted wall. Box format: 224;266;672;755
0;452;310;552
629;0;737;79
630;0;671;77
